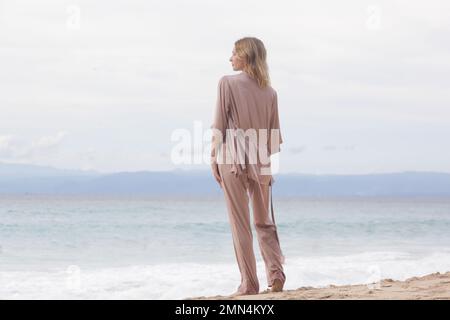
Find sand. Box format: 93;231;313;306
186;271;450;300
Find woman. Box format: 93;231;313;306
210;37;286;296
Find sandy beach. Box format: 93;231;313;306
186;271;450;300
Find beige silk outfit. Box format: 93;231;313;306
210;71;286;295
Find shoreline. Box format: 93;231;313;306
185;271;450;300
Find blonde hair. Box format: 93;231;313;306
234;37;271;88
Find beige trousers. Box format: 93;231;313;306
218;163;286;294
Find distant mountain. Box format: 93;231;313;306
274;171;450;197
1;162;450;197
0;162;99;178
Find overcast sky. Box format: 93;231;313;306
1;0;449;174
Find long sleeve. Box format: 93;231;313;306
210;76;231;159
268;90;283;156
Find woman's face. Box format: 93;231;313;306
229;47;246;71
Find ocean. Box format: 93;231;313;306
1;195;449;299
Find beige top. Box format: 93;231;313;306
210;71;283;186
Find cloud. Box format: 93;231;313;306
0;0;449;173
0;135;15;157
0;131;67;161
76;147;96;171
32;131;67;150
289;146;307;155
322;145;356;152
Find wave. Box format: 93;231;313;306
1;250;449;299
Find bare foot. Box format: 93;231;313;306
271;278;284;292
260;279;284;294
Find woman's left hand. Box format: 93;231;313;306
211;162;222;187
